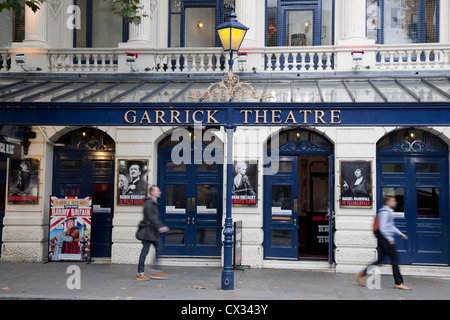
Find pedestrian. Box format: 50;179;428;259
356;195;411;290
137;185;170;281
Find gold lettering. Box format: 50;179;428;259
284;110;297;124
255;110;268;124
155;110;166;124
330;110;341;124
185;110;190;124
271;110;282;124
170;110;181;124
241;110;252;124
192;110;204;123
124;110;137;124
299;110;311;124
206;110;220;124
314;110;325;124
139;111;151;124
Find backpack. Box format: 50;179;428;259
373;214;380;237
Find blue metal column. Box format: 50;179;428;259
221;122;235;290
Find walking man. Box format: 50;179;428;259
356;195;411;290
137;185;169;280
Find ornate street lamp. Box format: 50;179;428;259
217;6;247;291
216;7;248;72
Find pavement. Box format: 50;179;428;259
0;261;449;303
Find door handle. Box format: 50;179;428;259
192;217;195;225
294;218;297;226
187;217;190;224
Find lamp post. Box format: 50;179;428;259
216;6;248;290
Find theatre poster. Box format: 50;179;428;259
48;196;92;262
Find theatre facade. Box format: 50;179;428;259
0;0;450;275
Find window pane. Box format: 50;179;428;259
272;185;292;210
272;229;292;247
416;163;439;174
61;160;81;170
417;187;439;218
424;0;437;43
197;185;217;211
382;163;404;173
266;0;278;46
166;184;186;209
92;0;122;47
165;228;185;245
166;161;186;172
383;187;405;216
60;184;81;197
286;10;314;46
196;228;216;246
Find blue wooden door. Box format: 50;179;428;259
53;150;114;258
378;156;449;265
264;156;299;259
158;145;223;257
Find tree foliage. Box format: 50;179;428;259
0;0;147;25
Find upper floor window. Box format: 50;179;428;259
169;0;235;48
0;0;25;47
74;0;128;48
266;0;334;47
367;0;439;44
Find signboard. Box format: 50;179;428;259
117;159;148;205
8;158;39;204
231;161;258;206
48;196;92;262
2;103;450;127
340;160;372;208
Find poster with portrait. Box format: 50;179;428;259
48;196;92;262
117;159;148;205
231;160;258;206
8;158;39;204
340;160;372;208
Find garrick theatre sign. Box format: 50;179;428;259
124;108;343;125
2;103;450;127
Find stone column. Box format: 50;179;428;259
127;0;152;45
24;2;48;45
235;0;265;71
335;0;376;71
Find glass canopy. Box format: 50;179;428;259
0;77;448;104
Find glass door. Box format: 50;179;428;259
379;157;449;265
159;147;223;257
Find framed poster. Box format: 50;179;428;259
8;158;39;204
340;160;372;208
117;159;148;205
48;196;92;262
231;160;258;206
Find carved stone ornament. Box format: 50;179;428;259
49;0;62;17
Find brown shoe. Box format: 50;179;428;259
355;272;365;287
149;272;169;280
394;283;412;290
136;274;150;281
